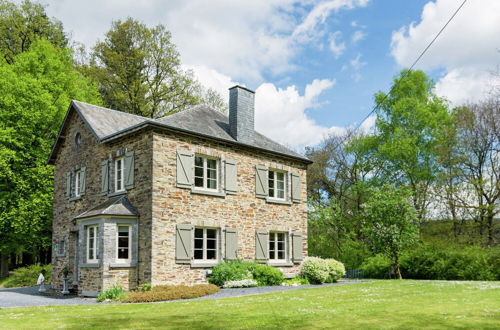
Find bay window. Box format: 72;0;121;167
86;225;99;263
116;225;131;262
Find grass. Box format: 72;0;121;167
0;280;499;329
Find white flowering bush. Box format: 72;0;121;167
223;279;258;288
326;259;345;282
299;257;330;284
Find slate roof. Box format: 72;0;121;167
74;195;138;219
48;100;311;164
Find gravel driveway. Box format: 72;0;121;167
0;280;364;308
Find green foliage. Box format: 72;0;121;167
123;284;219;303
325;259;346;282
137;283;152;292
362;185;419;279
299;257;330;284
359;254;392;279
208;260;254;287
86;18;225;118
0;40;101;256
0;0;68;64
401;244;500;281
251;264;284;286
97;284;125;302
2;263;51;288
282;277;310;286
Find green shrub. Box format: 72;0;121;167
401;244;500;280
123;284;219;303
282;277;310;286
299;257;330;284
208;260;255;287
137;283;152;292
97;284;125;302
251;264;284;286
359;254;392;279
325;259;345;283
2;264;52;288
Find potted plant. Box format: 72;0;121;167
61;267;72;295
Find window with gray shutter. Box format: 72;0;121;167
176;150;194;188
124;151;134;190
255;230;269;263
224;159;237;194
291;232;303;263
291;172;301;203
100;160;109;194
225;228;238;260
80;167;86;195
66;172;71;198
255;165;268;198
175;224;193;264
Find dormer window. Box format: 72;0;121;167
194;156;218;191
115;157;124;192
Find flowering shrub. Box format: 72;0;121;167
223;279;258;288
208;260;254;286
326;259;346;282
299;257;330;284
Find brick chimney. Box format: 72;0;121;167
228;85;255;144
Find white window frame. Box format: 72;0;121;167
194;155;219;191
86;225;99;263
193;227;219;262
115;157;125;192
269;232;287;262
74;170;81;197
116;225;132;263
268;170;286;200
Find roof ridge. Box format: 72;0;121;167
72;100;149;121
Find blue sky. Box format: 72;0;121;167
38;0;500;149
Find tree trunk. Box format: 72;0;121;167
395;264;402;280
0;254;9;278
486;211;495;247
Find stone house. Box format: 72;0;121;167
48;86;311;296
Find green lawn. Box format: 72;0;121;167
1;280;499;329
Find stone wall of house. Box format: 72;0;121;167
51;110;153;294
151;131;308;285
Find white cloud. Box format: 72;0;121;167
349;53;366;70
183;64;238;101
329;31;346;58
351;30;366;43
255;79;344;149
391;0;500;105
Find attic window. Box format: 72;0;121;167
75;132;82;146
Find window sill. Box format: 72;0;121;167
107;191;127;198
190;261;219;268
268;261;294;267
79;262;100;268
69;196;82;201
191;189;226;198
109;262;136;268
265;198;292;205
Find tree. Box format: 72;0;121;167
351;70;451;220
362;185;419;279
86;18;225;118
0;40;101;275
0;0;67;64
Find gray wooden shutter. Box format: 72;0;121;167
80;167;86;195
100;160;109;194
225;228;238;260
66;172;71;198
292;232;303;263
176;150;194;188
291;172;301;203
224;159;237;194
255;230;269;263
175;224;193;264
124;151;135;190
255;165;268;198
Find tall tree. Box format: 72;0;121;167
351;70;451;220
0;40;101;274
0;0;67;64
86;18;225;118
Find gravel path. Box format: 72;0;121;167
0;280;365;308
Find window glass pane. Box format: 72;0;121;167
207;179;217;189
277;233;285;241
269;241;275;251
195;228;204;238
269;251;275;259
194;166;203;177
89;248;94;260
206;229;216;239
278;251;285;259
207;168;217;180
277;180;284;190
207;159;217;170
118;248;129;259
207;239;216;249
194;177;203;187
118;226;129;234
195;156;203;167
206;250;216;260
194;238;203;249
194;249;203;259
276;172;284;181
118;237;129;248
278;241;284;251
278;189;285;199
